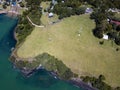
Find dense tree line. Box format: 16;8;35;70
35;53;74;80
86;0;120;45
16;14;34;44
52;0;120;20
24;0;42;25
50;0;120;42
84;0;120;9
13;53;75;80
52;0;86;19
81;75;120;90
16;0;44;44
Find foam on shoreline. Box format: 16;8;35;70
0;10;7;14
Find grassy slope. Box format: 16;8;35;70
17;14;120;87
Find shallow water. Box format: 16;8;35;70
0;14;83;90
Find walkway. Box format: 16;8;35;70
27;16;45;28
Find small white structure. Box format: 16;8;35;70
78;34;80;36
85;8;93;13
107;18;110;22
62;0;65;3
52;0;57;5
103;34;108;40
51;6;54;10
48;12;54;17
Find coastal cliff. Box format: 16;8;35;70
11;50;98;90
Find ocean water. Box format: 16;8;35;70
0;14;84;90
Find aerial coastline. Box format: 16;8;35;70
1;0;119;90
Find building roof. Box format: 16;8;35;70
49;12;54;17
12;2;16;6
85;8;93;13
103;34;108;40
110;20;120;26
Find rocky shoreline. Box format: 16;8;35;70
10;53;98;90
69;78;98;90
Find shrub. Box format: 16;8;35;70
16;60;28;68
93;29;103;39
115;37;120;45
116;48;119;51
99;41;104;45
19;2;25;7
35;53;74;80
2;4;7;9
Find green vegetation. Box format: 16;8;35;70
13;53;74;80
112;13;120;21
53;0;86;19
81;75;112;90
40;1;59;25
15;60;28;69
17;14;120;87
35;53;74;80
88;0;120;45
81;75;120;90
14;0;120;89
15;15;34;44
24;0;42;25
2;4;7;9
15;0;44;44
85;0;120;9
38;0;120;45
19;2;25;8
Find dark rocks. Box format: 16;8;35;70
69;78;98;90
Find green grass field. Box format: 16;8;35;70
17;14;120;87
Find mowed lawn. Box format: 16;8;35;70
17;14;120;87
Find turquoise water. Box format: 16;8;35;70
0;14;83;90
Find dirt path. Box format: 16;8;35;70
27;16;45;28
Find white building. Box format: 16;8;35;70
48;12;54;17
103;34;108;40
85;8;93;13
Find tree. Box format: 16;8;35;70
115;37;120;45
2;4;7;9
19;2;25;7
62;68;73;80
99;75;105;81
93;23;106;39
99;41;104;45
93;29;103;38
75;7;86;15
115;87;120;90
98;20;112;33
82;76;91;82
107;32;117;40
116;25;120;32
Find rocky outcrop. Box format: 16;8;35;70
10;52;98;90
